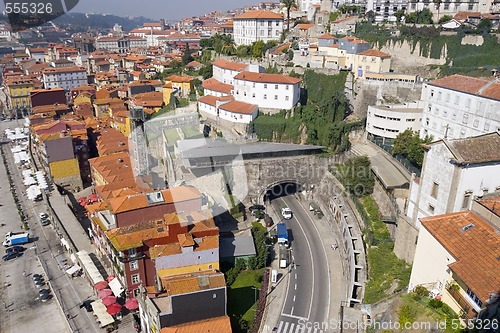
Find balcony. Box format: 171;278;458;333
446;284;478;319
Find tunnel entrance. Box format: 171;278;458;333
264;181;302;202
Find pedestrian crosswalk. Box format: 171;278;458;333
275;320;325;333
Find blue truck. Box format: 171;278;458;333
277;223;289;247
3;232;29;247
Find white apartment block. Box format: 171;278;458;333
233;72;301;110
406;132;500;229
366;102;423;140
96;36;147;53
42;66;87;99
407;0;494;20
300;0;322;12
420;75;500;140
233;10;283;46
198;95;258;124
212;59;248;85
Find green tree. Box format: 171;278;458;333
394;10;405;23
335;156;375;197
392;129;433;167
182;44;194;65
438;14;453;24
476;18;492;34
365;10;376;23
281;0;297;32
252;40;265;58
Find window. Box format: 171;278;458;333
461;193;472;209
131;274;140;284
252;82;255;88
466;288;483;307
274;95;278;100
431;182;439;198
129;248;137;256
437;92;442;100
484;122;490;131
445;93;450;102
462;114;469;124
263;94;267;100
133;288;140;297
286;85;289;90
275;84;278;89
428;204;435;214
264;84;267;89
252;93;255;98
130;260;138;271
473;119;479;128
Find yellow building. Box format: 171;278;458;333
164;75;195;97
352;49;391;79
5;77;36;109
111;110;131;137
73;92;93;106
162;82;173;105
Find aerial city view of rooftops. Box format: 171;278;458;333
0;0;498;332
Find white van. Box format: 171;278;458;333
271;269;278;284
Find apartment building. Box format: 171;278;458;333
212;59;248;85
233;71;302;110
407;0;494;21
408;200;499;319
95;36;148;53
198;95;259;124
233;10;284;46
29;88;66;108
366;102;423;141
42;66;88;100
4;76;36;109
419;74;500;140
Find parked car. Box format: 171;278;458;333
3;249;21;261
5;245;25;254
38;212;48;219
281;207;293;220
40;217;50;226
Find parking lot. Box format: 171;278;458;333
0;120;68;333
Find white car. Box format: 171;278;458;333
38;212;48;219
281;207;293;220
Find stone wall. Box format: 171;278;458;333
393;215;419;264
377;40;446;76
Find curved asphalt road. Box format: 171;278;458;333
272;195;330;333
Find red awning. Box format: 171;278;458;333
106;303;122;315
125;298;139;310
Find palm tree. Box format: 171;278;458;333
281;0;296;32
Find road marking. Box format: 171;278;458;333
295;273;297;279
281;313;308;320
289;323;295;332
294;284;297;290
293;295;296;302
283;322;289;332
277;321;284;333
298;199;332;322
285;197;314;321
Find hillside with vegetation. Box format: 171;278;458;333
250;71;363;152
355;22;500;77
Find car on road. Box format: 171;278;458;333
3;248;21;261
281;207;293;220
5;245;25;254
38;212;48;219
40;216;50;226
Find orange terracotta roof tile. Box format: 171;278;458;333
160;316;232;333
219;100;257;115
358;49;391;58
477;195;500;218
234;10;283;20
420;211;500;302
106;218;169;251
107;186;201;214
165;74;195;83
296;23;315;30
177;233;195;247
430;74;487;91
159;270;225;296
233;71;301;84
202;78;233;94
211;59;247;71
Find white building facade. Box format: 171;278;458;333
212;59;248;85
419;74;500;140
42;66;88;97
198;95;258;124
405;133;500;229
233;72;301;110
233;10;284;46
366;102;423;140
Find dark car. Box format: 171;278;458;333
6;245;25;254
40;218;50;226
3;249;21;261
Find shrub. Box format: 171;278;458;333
413;285;429;298
428;299;444;309
399;304;417;325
